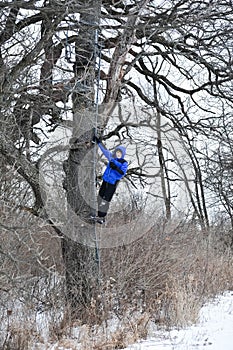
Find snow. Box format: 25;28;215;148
123;291;233;350
5;291;232;349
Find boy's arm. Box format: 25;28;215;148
98;142;112;161
120;161;128;176
110;160;128;176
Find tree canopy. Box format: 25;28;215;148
1;0;233;311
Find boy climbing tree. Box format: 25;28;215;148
92;136;128;224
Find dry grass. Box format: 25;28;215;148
93;219;233;329
0;211;233;349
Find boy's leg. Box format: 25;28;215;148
98;181;116;218
98;180;107;199
97;181;108;218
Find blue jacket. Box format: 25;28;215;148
98;143;128;185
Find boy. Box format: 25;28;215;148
92;136;128;224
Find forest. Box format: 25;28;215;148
0;0;232;349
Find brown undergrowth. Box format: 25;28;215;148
0;214;232;349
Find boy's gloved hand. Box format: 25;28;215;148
110;161;118;170
92;135;101;144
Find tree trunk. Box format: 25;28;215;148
156;112;171;220
62;0;101;316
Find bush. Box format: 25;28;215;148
0;214;232;349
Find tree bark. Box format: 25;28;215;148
156;112;171;220
62;0;101;316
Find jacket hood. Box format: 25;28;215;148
114;145;126;158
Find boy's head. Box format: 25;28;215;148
114;145;126;159
116;150;122;158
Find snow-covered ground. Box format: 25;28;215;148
4;291;232;349
124;291;233;350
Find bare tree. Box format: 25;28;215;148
1;0;233;317
204;111;233;230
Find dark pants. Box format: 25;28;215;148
97;180;117;217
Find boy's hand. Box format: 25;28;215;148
110;161;118;170
92;135;101;144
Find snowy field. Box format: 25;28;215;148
7;290;231;349
124;291;233;350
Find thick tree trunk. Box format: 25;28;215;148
62;1;101;316
61;235;98;317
